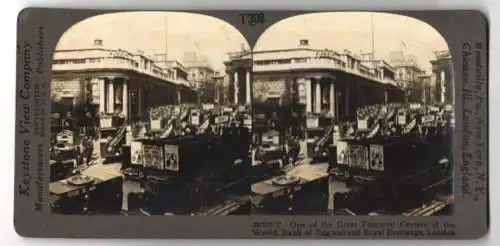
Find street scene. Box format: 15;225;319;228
248;12;455;215
48;11;456;217
49;12;254;215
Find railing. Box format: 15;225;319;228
52;58;191;88
253;58;399;87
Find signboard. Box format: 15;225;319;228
218;116;229;123
202;104;214;110
444;104;453;111
56;130;74;145
244;118;252;127
357;119;368;131
298;83;306;104
332;126;341;146
150;119;162;131
422;115;436;124
223;107;233;113
190;113;200;126
336;141;349;165
90;83;99;105
130;141;144;165
315;50;336;58
380;105;388;114
143;144;164;170
369;144;384;171
348;144;369;170
429;106;440;112
164;145;180;172
100;117;112;128
397;112;407;125
306;117;319;128
238;105;246;112
409;103;421;110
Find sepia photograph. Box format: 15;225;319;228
249;12;455;216
49;11;254;216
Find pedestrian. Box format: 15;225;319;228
82;136;94;166
289;137;300;166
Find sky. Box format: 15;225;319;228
56;12;449;73
56;12;249;72
254;12;449;72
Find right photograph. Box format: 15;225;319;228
249;12;454;216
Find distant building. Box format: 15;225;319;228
390;51;426;103
51;39;196;123
418;74;432;104
225;39;404;121
213;71;226;104
223;46;252;105
183;51;217;103
430;50;454;104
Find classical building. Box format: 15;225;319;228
51;39;197;123
225;39;404;122
213;71;226;104
430;50;454;104
224;48;252;105
183;52;217;103
390;53;426;103
418;74;433;104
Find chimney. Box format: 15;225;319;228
299;39;309;47
93;39;103;47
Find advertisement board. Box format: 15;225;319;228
191;112;200;126
336;141;349;165
357;119;368;131
164;145;180;172
100;117;112;128
130;141;144;165
422;115;436;124
348;144;369;170
143;144;164;170
397;112;407;125
306;116;319;128
369;144;384;171
150;119;162;131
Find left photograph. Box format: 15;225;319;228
49;12;253;216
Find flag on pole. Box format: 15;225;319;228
401;41;407;51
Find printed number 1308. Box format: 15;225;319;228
239;13;265;26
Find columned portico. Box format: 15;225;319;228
98;78;106;114
106;78;115;114
315;81;321;113
329;82;335;118
246;70;251;104
122;78;128;117
231;68;252;105
233;72;239;104
440;70;446;104
305;78;312;113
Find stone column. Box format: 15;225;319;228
107;78;115;114
440;70;446;104
137;85;142;118
177;89;182;104
305;78;312;113
245;69;251;104
234;71;239;104
315;80;321;113
122;78;128;117
329;82;335;119
98;78;106;114
345;86;349;117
